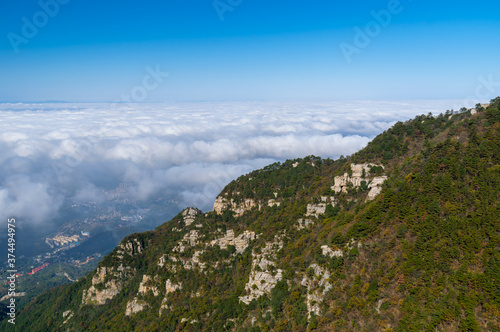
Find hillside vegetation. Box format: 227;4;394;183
6;99;500;331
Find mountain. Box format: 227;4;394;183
6;99;500;331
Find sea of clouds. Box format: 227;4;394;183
0;100;464;228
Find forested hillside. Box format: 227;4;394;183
6;99;500;331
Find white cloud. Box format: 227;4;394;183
0;100;464;225
0;175;64;226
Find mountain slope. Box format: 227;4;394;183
8;99;500;331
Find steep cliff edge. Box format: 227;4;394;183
9;100;500;331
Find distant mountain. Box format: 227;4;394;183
7;98;500;331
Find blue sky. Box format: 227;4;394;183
1;0;499;102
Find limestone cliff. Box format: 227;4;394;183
213;196;259;216
332;163;387;201
82;265;135;305
239;235;284;305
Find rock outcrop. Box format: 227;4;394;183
115;238;143;259
159;298;171;315
210;229;256;254
62;310;73;325
158;254;177;267
182;207;201;226
165;279;182;294
320;245;343;258
267;199;280;207
213;196;259;216
161;229;257;274
159;279;183;315
297;218;314;229
82;265;134;305
306;203;327;217
332;163;387;201
239;235;284;304
366;176;388;201
173;230;199;253
138;275;159;296
125;298;147;316
301;264;333;319
305;197;336;218
184;250;206;270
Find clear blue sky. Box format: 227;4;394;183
1;0;499;102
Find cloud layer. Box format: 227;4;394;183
0;100;463;226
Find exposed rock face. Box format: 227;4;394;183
173;230;199;253
333;173;363;191
184;230;199;246
158;254;182;273
239;236;284;304
297;218;314;230
158;255;169;267
213;196;228;215
210;229;257;254
82;265;134;305
125;298;147;316
306;203;326;217
351;163;372;177
305;197;336;218
165;279;182;293
320;245;343;258
185;250;206;270
321;196;336;203
62;310;73;325
159;281;185;315
213;196;259;216
366;176;388;201
332;163;387;201
115;238;144;259
241;269;283;305
123;275;160;316
267;199;280;207
138;275;159;296
161;229;257;274
301;264;333;319
182;207;201;226
159;298;171;315
159;279;183;315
